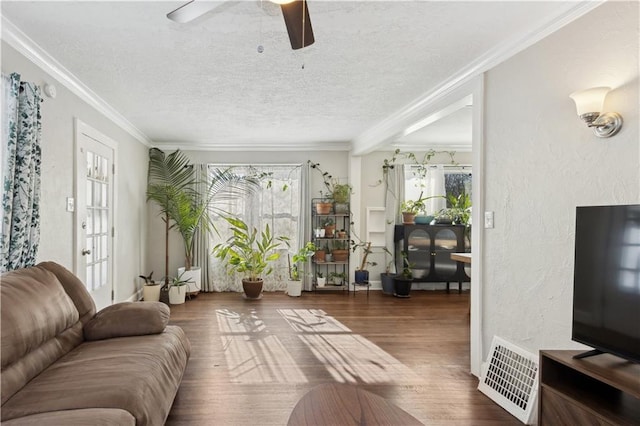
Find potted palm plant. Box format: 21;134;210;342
146;148;194;288
171;168;257;295
213;216;284;299
286;241;317;297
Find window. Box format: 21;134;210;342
403;164;471;214
208;164;303;292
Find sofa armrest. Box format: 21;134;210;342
84;302;170;341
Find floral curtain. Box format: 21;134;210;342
207;164;303;292
1;73;42;273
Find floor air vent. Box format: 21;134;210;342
478;336;538;424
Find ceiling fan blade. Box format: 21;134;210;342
167;0;219;23
281;0;315;50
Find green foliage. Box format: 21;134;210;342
321;218;334;227
213;216;284;281
308;160;352;202
400;251;414;279
288;241;317;280
146;148;196;284
441;192;472;225
401;192;446;215
169;271;194;288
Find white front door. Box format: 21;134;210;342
75;120;116;310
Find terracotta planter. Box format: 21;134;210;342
316;202;332;214
402;212;416;224
242;278;264;299
332;249;348;262
314;249;326;263
324;225;336;238
336;231;347;239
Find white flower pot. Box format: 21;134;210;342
177;266;202;295
317;277;326;287
143;284;161;302
287;280;302;297
169;285;186;304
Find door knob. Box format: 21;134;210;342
82;249;91;256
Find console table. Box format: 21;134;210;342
394;224;470;292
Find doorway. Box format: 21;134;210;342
74;119;117;310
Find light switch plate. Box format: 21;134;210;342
484;211;494;228
66;197;75;212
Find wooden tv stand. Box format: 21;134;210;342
539;350;640;425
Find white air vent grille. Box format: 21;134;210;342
478;336;538;424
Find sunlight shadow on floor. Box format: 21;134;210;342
279;309;423;385
216;309;307;384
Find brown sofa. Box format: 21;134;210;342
1;262;191;425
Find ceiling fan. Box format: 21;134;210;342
167;0;314;50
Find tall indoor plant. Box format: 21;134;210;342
146;148;194;287
171;167;258;294
213;216;285;299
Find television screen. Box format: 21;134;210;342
573;204;640;363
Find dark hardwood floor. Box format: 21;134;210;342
165;290;519;425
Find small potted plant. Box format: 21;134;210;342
314;242;327;263
315;190;333;214
322;218;336;238
329;272;347;286
286;241;317;297
213;216;285;299
352;241;376;284
168;272;194;305
379;247;397;295
331;240;349;262
139;271;162;302
316;271;326;287
394;251;413;298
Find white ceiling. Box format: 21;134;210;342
1;1;586;152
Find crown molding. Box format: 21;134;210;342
1;16;152;147
151;140;352;152
351;0;606;156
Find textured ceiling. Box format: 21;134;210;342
2;1;582;151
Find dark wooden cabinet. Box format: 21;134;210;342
539;350;640;426
394;224;470;292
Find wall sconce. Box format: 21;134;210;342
569;87;623;138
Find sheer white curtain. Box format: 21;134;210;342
207;164;303;292
404;164;446;215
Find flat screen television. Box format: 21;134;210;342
572;204;640;363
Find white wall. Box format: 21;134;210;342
145;150;349;281
2;42;149;302
482;1;639;358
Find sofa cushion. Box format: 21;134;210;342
38;261;96;325
84;301;170;341
1;408;135;426
1;266;82;404
1;326;191;425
